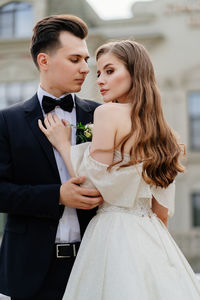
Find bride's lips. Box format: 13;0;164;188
100;89;108;95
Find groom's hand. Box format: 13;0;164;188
59;176;103;209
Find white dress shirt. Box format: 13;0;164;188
37;86;81;243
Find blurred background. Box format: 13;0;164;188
0;0;200;273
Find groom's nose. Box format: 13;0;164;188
80;61;89;74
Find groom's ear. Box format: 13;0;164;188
37;53;49;71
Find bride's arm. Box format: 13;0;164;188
39;104;117;169
89;104;116;165
152;196;168;227
38;114;75;178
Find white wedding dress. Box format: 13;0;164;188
63;142;200;300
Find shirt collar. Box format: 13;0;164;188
37;85;75;108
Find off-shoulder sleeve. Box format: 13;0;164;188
71;143;175;215
150;182;175;217
70;143;143;208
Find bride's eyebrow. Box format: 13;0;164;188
97;63;114;74
103;63;114;69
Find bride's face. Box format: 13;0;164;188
96;53;132;103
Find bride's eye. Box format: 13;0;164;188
106;69;114;75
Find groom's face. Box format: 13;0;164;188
40;31;90;97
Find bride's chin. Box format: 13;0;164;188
103;98;112;103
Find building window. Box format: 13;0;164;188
0;214;6;237
0;1;33;39
192;193;200;227
0;81;38;109
188;91;200;150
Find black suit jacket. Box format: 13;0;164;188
0;93;100;298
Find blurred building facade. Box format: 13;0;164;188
0;0;200;271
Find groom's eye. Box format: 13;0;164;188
70;59;79;63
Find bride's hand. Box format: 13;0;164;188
38;113;71;151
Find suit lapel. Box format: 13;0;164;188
23;94;60;178
75;95;94;144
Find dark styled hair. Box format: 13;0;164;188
96;40;185;188
30;14;88;68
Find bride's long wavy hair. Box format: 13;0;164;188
96;40;185;188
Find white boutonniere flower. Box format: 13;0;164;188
73;122;94;143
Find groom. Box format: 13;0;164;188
0;15;102;300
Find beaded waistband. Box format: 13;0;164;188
97;200;153;218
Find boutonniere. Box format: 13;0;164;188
74;122;94;143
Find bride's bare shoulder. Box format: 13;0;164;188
95;102;117;111
94;103;128;117
94;104;123;126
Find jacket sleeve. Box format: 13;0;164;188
0;110;62;220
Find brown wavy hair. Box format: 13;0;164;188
96;40;185;188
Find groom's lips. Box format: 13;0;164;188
75;78;85;84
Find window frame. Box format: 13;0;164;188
191;192;200;227
188;91;200;151
0;1;33;39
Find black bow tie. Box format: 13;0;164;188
42;94;74;114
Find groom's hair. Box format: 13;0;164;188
30;14;88;69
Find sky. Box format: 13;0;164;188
86;0;153;20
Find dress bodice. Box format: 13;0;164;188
71;142;175;217
98;149;153;217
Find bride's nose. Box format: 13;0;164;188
97;74;105;86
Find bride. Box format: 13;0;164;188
39;40;200;299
